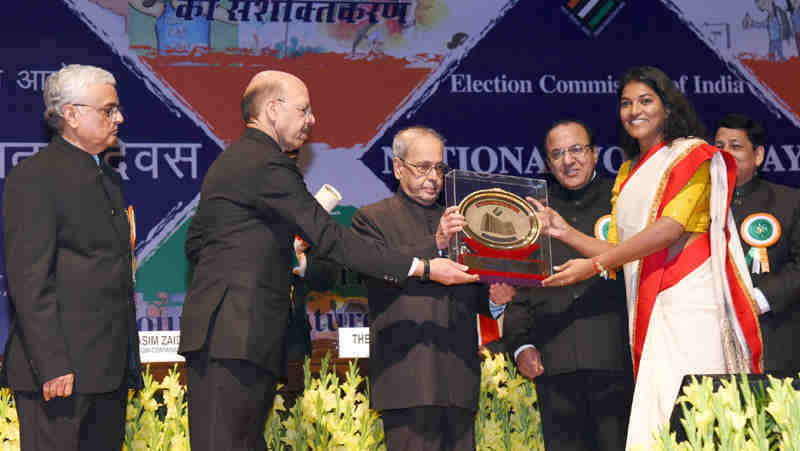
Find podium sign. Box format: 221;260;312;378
139;331;185;363
338;327;370;358
445;170;552;286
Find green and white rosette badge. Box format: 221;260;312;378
593;214;615;279
740;213;781;274
594;214;612;241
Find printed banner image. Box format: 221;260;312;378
667;0;800;121
80;0;519;148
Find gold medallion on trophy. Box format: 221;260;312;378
458;188;540;251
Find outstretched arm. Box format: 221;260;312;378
543;216;684;287
536;158;709;287
528;196;615;258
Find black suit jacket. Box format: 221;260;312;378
503;176;631;375
2;135;141;393
731;177;800;372
179;127;413;376
351;191;490;412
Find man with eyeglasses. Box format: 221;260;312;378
179;72;479;451
503;119;633;451
2;64;141;450
350;126;514;451
715;113;800;375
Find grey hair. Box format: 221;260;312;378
43;64;116;131
392;126;445;159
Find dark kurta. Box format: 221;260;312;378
2;135;141;393
351;190;490;412
731;176;800;373
503;176;630;374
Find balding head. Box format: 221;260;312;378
242;71;315;153
392;126;445;160
242;71;301;123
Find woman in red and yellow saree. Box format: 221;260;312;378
530;66;763;450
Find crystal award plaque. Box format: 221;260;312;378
444;170;552;286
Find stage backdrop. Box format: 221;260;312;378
1;0;799;351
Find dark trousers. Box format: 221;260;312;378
14;384;126;451
761;312;800;373
536;370;633;451
381;406;475;451
186;349;276;451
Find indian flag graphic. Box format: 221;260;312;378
563;0;626;35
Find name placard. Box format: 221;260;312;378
139;331;185;363
337;327;370;358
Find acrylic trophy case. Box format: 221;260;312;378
444;170;552;286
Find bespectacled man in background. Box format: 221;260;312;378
503;119;633;451
715;113;800;374
2;64;142;451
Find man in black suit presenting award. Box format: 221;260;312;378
3;64;142;450
179;71;478;451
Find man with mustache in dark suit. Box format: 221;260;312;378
3;64;142;451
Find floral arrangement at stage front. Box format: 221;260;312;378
4;354;800;449
274;356;385;450
124;365;190;450
2;355;800;449
0;388;18;451
0;352;542;450
650;373;800;451
476;350;544;451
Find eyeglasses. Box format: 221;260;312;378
72;103;123;120
275;98;313;119
548;144;591;161
397;157;450;177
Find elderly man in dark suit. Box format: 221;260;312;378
503;120;633;451
350;126;514;451
715;113;800;374
179;71;478;451
2;64;142;450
